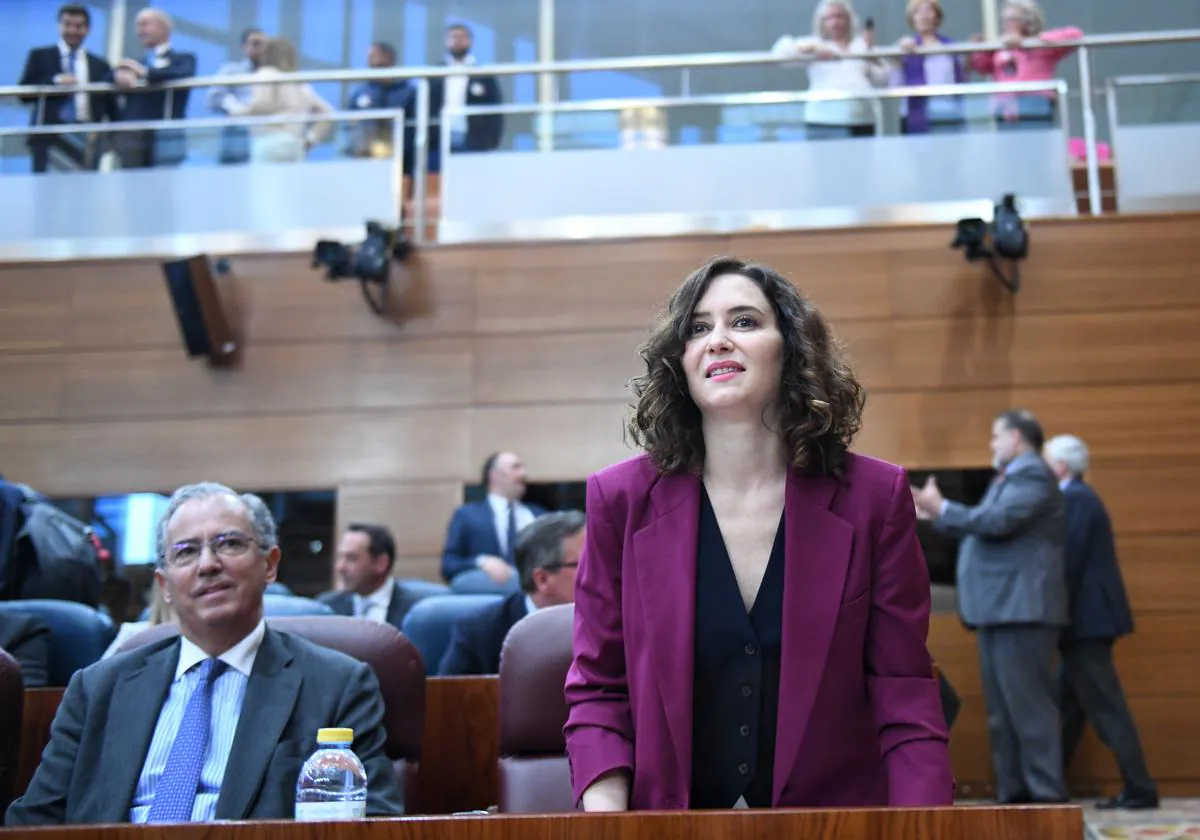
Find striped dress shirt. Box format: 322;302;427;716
129;620;266;823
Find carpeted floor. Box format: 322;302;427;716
1084;798;1200;840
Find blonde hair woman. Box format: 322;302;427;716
220;37;335;161
969;0;1082;128
103;582;176;659
771;0;892;139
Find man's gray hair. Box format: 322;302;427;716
1044;434;1090;477
155;482;279;566
516;510;586;593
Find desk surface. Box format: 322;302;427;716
0;806;1084;840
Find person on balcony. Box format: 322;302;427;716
969;0;1082;130
771;0;893;140
891;0;967;134
16;4;118;173
207;28;267;165
220;38;334;164
113;8;196;168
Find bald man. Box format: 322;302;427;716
113;8;196;168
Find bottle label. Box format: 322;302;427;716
295;800;367;822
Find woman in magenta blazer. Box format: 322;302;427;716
564;257;953;811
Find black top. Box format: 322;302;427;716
690;489;785;809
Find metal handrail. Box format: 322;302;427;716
1109;72;1200;88
0;106;404;138
0;28;1195;97
445;79;1065;118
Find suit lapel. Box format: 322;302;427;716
633;471;700;793
215;629;301;820
772;469;854;804
97;641;179;821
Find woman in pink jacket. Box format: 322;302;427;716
970;0;1082;129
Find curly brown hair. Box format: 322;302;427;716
628;256;866;478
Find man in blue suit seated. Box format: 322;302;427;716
1043;435;1159;811
112;8;196;168
317;523;427;631
439;511;582;675
5;481;402;825
441;452;544;594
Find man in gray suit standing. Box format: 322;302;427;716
7;482;403;825
912;409;1068;804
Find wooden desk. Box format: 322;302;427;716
0;806;1084;840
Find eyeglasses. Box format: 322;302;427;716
164;533;259;568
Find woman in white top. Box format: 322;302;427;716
221;37;334;163
772;0;893;140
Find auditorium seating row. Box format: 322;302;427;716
1;606;574;816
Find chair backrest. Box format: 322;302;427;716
0;599;113;686
0;648;23;813
263;593;335;617
396;579;451;600
139;592;330;621
496;603;576;813
400;594;502;673
118;616;426;807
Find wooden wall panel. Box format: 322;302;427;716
4;212;1200;794
0;409;471;495
55;339;472;420
336;481;462;560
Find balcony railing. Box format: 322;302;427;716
0;29;1196;259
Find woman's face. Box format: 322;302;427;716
681;273;785;421
912;2;940;34
1002;6;1027;36
822;5;851;42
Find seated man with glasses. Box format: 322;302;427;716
6;482;403;826
439;511;583;676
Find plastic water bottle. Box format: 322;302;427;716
294;728;368;821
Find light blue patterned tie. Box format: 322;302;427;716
145;658;226;823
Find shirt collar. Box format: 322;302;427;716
446;53;476;67
59;40;81;56
1059;477;1073;490
356;577;394;610
487;493;518;515
150;42;172;57
175;618;266;680
524;594;538;616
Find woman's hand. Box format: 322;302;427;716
580;770;630;812
897;35;918;52
1002;32;1024;48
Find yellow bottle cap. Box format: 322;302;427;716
317;728;354;744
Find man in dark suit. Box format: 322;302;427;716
5;482;402;825
0;611;51;688
429;22;503;168
112;8;197;168
346;41;417;173
441;452;545;594
16;4;117;173
317;523;425;630
1044;434;1158;810
913;409;1068;804
440;510;583;676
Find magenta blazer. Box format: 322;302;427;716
564;452;953;809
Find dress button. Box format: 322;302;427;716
739;724;750;737
738;763;750;775
741;684;752;697
744;643;757;655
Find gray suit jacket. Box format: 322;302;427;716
6;627;403;825
935;452;1068;628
